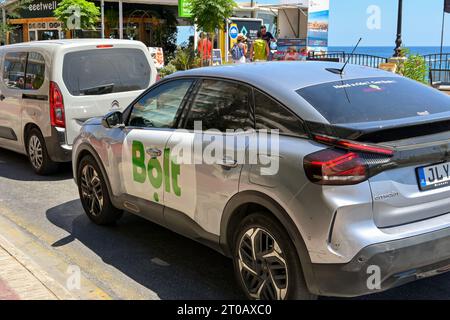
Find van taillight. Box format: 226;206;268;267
50;81;65;128
304;149;368;185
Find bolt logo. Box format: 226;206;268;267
132;140;181;202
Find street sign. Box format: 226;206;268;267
229;24;239;40
178;0;192;18
212;49;222;65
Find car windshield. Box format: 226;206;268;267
63;48;151;96
296;77;450;124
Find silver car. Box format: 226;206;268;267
72;62;450;300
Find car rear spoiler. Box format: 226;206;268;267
305;118;450;174
304;115;450;144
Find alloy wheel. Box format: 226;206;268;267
237;227;289;300
28;135;43;170
80;165;104;217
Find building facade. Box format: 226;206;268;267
1;0;184;48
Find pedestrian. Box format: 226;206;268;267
284;47;299;61
250;31;270;62
260;25;276;46
260;25;276;61
231;34;247;64
198;32;212;66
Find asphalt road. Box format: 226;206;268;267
0;148;449;300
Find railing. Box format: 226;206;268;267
307;51;388;69
423;53;450;85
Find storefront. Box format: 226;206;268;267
0;0;185;48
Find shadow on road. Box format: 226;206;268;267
46;200;450;300
0;148;72;182
46;199;245;299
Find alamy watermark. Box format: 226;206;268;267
163;122;280;176
367;5;382;30
366;265;381;290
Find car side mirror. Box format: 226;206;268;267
102;111;124;129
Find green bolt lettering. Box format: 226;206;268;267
147;158;163;189
171;158;181;197
132;141;146;183
163;148;171;193
131;142;182;200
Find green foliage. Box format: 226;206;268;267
159;63;177;78
171;46;198;70
54;0;100;30
398;47;409;58
159;46;200;78
403;54;428;84
189;0;236;33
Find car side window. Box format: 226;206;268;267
254;90;306;136
185;79;253;131
3;52;27;90
25;52;45;90
128;79;194;129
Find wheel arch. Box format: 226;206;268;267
23;123;41;148
74;143;116;207
220;190;319;294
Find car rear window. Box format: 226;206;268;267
63;48;151;96
296;77;450;124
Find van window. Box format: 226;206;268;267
62;48;151;96
25;52;45;90
3;52;27;89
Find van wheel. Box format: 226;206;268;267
233;213;316;300
77;155;123;225
27;128;58;175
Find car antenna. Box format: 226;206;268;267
326;38;362;75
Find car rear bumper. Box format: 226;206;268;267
311;225;450;297
44;126;72;162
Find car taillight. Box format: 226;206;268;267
314;134;394;156
50;81;65;128
304;149;368;185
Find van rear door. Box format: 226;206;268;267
58;43;156;145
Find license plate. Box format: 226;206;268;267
417;161;450;191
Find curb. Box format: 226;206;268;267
0;233;75;300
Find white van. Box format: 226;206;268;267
0;39;157;174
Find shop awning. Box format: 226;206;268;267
99;0;177;4
257;1;309;10
0;0;178;8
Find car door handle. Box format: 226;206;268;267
146;148;162;159
0;94;5;101
219;158;238;169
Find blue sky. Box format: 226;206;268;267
249;0;450;46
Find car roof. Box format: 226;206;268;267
167;61;400;123
0;39;146;55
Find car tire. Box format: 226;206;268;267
233;212;316;300
77;155;123;225
26;128;59;175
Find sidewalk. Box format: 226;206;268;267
0;246;56;300
0;236;73;300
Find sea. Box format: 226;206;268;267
329;46;450;57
